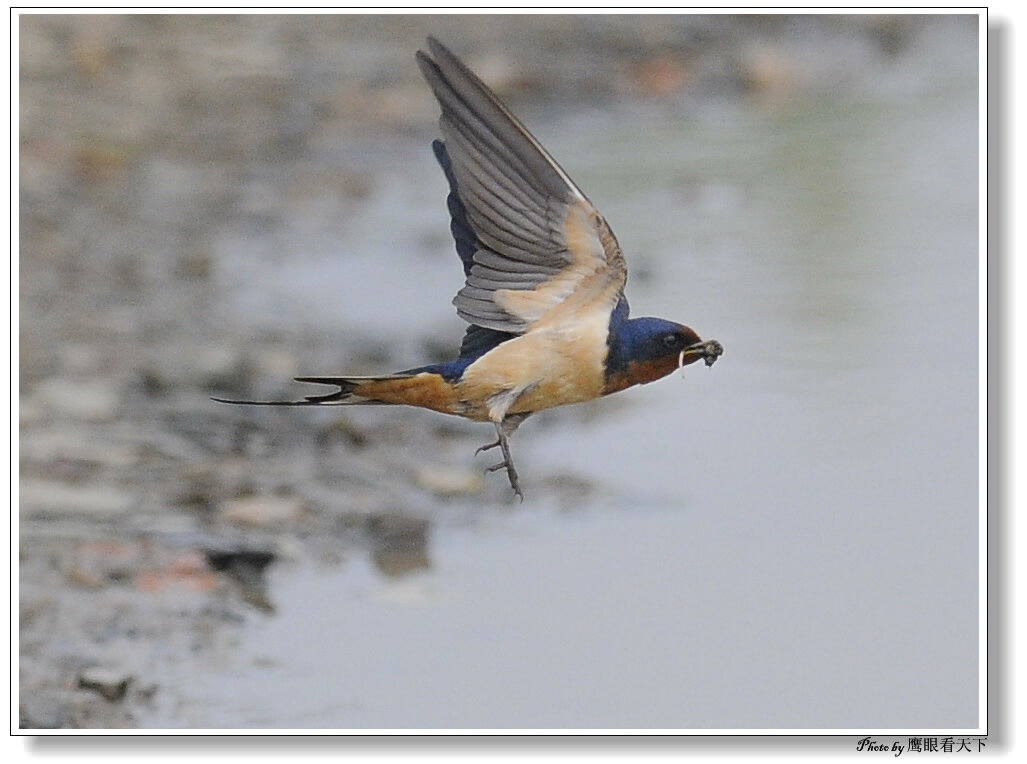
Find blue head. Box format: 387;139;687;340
603;299;709;394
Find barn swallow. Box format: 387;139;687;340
215;37;723;499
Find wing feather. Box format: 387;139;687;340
418;37;627;336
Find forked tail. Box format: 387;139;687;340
211;375;416;407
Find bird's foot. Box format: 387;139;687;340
478;421;524;501
485;457;522;501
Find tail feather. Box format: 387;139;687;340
212;375;416;407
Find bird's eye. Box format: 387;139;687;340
662;333;679;348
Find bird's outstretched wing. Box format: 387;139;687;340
416;37;628;336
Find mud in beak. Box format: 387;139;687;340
680;339;724;368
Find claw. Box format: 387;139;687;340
475;440;500;455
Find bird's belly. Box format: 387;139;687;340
508;368;602;413
457;319;609;419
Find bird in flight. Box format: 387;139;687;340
215;37;723;499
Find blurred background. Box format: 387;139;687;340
18;13;980;729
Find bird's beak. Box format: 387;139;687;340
681;339;724;368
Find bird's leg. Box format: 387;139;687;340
485;421;522;500
475;413;527;454
477;414;528;499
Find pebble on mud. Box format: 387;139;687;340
413;464;486;497
134;553;219;594
218;494;307;527
204;547;278;611
365;512;431;578
21;427;138;468
739;42;801;99
193;344;253;392
20;479;135;518
76;666;133;702
28;377;121;422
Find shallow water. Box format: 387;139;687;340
152;24;979;730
